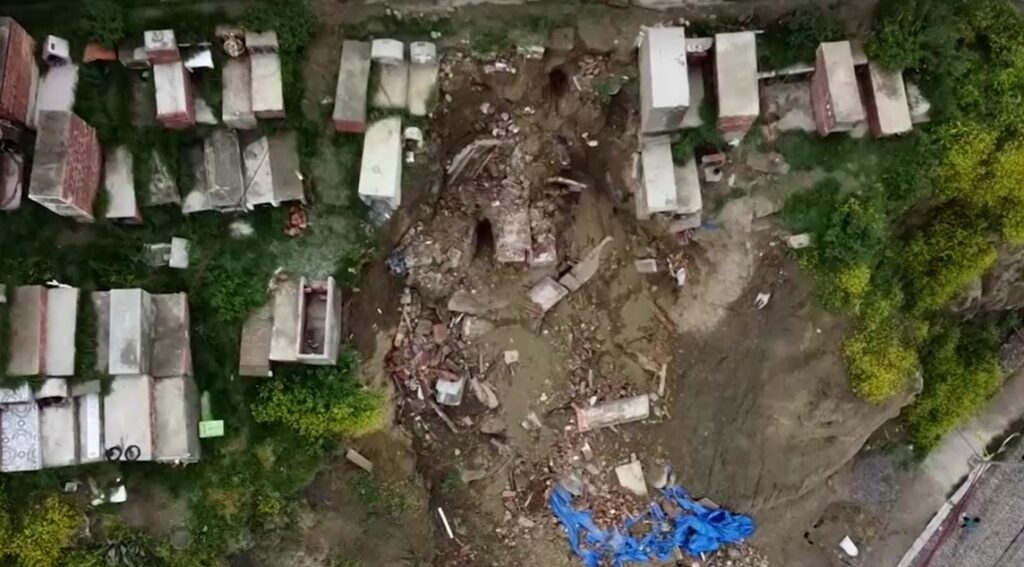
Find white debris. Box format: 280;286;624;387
786;233;812;249
504;350;519;364
675;267;687;287
634;258;658;274
615;460;649;497
754;292;772;310
839;536;859;557
229;220;254;238
576;395;650;431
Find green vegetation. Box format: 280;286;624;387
80;0;126;48
0;493;81;566
252;354;386;441
670;101;725;162
0;0;389;563
760;6;845;69
776;0;1024;452
349;472;418;519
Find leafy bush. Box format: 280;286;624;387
931;121;997;202
80;0;126;48
251;353;385;441
2;495;81;567
760;7;845;69
905;324;1002;452
866;0;956;72
844;291;919;403
901;207;997;314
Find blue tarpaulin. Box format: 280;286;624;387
548;479;755;566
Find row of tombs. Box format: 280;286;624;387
0;275;346;473
635;28;929;237
0;286;197;472
0;17;436;224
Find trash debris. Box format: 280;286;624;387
521;411;543;431
169;237;189;269
284;204;308;237
479;415;505;435
675;267;687;287
63;480;80;493
615;459;648;497
528;276;570;313
576;394;650;432
754;292;771;310
560;472;584;496
345;448;374;473
435;376;467;406
229;220;254;239
549;481;756;564
634;258;658;274
560;236;613;292
469;377;500;409
546;176;587;192
839;535;859;557
438;507;455;539
786;233;812;249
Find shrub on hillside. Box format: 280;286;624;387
901;207;997;314
866;0;956;72
844;292;919;403
80;0;125;48
251;353;385;441
1;495;80;567
760;7;845;69
905;324;1002;452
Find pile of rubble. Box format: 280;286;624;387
700;544;771;567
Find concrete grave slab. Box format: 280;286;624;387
154;375;200;463
239;303;273;377
148;151;180;206
35;377;69;400
203;130;245;211
44;286;78;376
6;285;46;377
222;56;256;129
269;279;299;362
639;26;689;134
332;40;371;133
75;390;104;464
151;293;191;378
107;288;155;376
104;146;139;221
34;63;78;124
358;117;403;210
104;375;155;461
40;400;77;468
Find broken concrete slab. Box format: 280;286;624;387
239;303;273;377
267;133;305;204
269;279;299;362
345;448;374;473
461;316;495;339
6;285;46;377
193;95;217;125
108;288;155;376
169;237;189;269
560;236;614;292
787;233;812;249
634;258;659;274
45;286;79;377
408;42;438;117
639;135;677;217
151;293;191;378
615;460;649;497
104;146;139;222
674;157;702;215
529;276;569;313
0;153;24;211
436;376;466;406
204;129;245;211
576;394;651;431
34;64;78;125
145;242;170;267
295;277;342;366
91;292;110;375
681;63;706;129
372;62;409;110
182;145;212;214
35;377;69;400
148;151;180;206
153;375;200;463
222;56;256;129
333;40;371;133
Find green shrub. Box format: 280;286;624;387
866;0;956;72
844;291;919;403
80;0;125;48
901;207;997;313
251;353;385;441
905;324;1002;452
4;495;81;567
761;7;845;69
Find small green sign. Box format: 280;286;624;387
199;420;225;438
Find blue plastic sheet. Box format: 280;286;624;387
549;478;755;566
